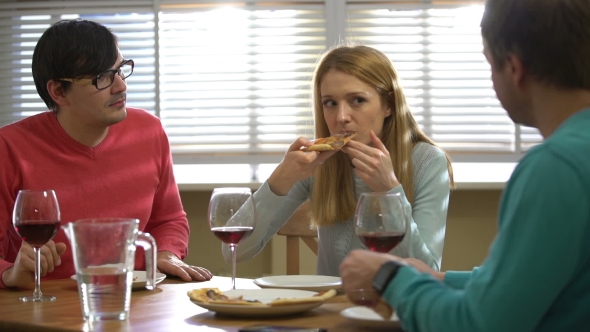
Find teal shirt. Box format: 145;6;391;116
384;108;590;332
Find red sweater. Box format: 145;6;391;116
0;108;189;288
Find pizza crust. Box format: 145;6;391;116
187;288;337;307
269;289;337;306
302;132;357;151
187;288;265;306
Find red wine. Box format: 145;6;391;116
15;220;60;247
359;232;405;253
211;226;254;245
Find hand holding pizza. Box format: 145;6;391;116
268;137;338;196
341;130;401;192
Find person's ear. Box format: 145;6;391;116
505;53;527;88
46;80;70;107
384;92;394;117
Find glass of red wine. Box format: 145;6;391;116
355;192;406;253
208;187;256;290
12;189;61;302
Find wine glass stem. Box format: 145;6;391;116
230;244;237;290
33;247;43;300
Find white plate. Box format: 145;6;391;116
191;288;326;317
70;271;166;290
341;306;400;328
253;275;342;292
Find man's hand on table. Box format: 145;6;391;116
339;251;446;295
157;251;213;281
339;249;403;292
1;240;67;288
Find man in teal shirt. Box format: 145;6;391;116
339;0;590;331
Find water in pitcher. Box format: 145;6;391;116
77;265;132;321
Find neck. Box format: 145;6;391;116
55;111;109;147
529;86;590;138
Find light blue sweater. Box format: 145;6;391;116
385;109;590;331
223;142;451;276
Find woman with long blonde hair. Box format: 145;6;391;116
223;44;454;275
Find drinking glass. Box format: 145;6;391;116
208;187;256;289
12;189;61;302
355;192;406;253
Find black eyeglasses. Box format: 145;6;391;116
59;59;134;90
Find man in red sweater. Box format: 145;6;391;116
0;19;212;289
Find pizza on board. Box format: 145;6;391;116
187;288;337;306
188;288;265;306
301;132;358;152
268;289;337;306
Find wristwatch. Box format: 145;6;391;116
372;260;404;296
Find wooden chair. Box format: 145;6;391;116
277;200;318;275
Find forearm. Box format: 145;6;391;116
149;222;189;260
222;180;309;263
148;129;191;259
0;137;20;289
145;190;190;260
222;181;289;263
389;183;448;271
268;169;297;196
400;221;442;271
443;270;474;289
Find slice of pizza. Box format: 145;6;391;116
268;289;337;306
301;132;357;151
187;288;265;306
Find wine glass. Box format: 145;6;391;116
208;187;256;289
355;192;406;253
12;189;61;302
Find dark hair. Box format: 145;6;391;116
32;19;119;112
481;0;590;90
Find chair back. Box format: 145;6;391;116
277;200;318;274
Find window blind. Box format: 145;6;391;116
158;1;326;163
0;1;156;128
0;0;541;165
346;1;543;160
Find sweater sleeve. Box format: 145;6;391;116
443;270;475;289
0;136;17;289
142;125;189;260
382;150;590;332
221;180;309;263
389;144;450;271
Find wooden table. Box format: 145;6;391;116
0;276;402;331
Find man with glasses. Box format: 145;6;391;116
339;0;590;331
0;19;212;289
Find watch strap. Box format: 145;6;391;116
372;260;404;296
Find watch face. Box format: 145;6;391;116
372;261;402;295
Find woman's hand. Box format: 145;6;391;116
268;137;338;195
403;257;445;281
1;240;67;288
341;130;400;192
